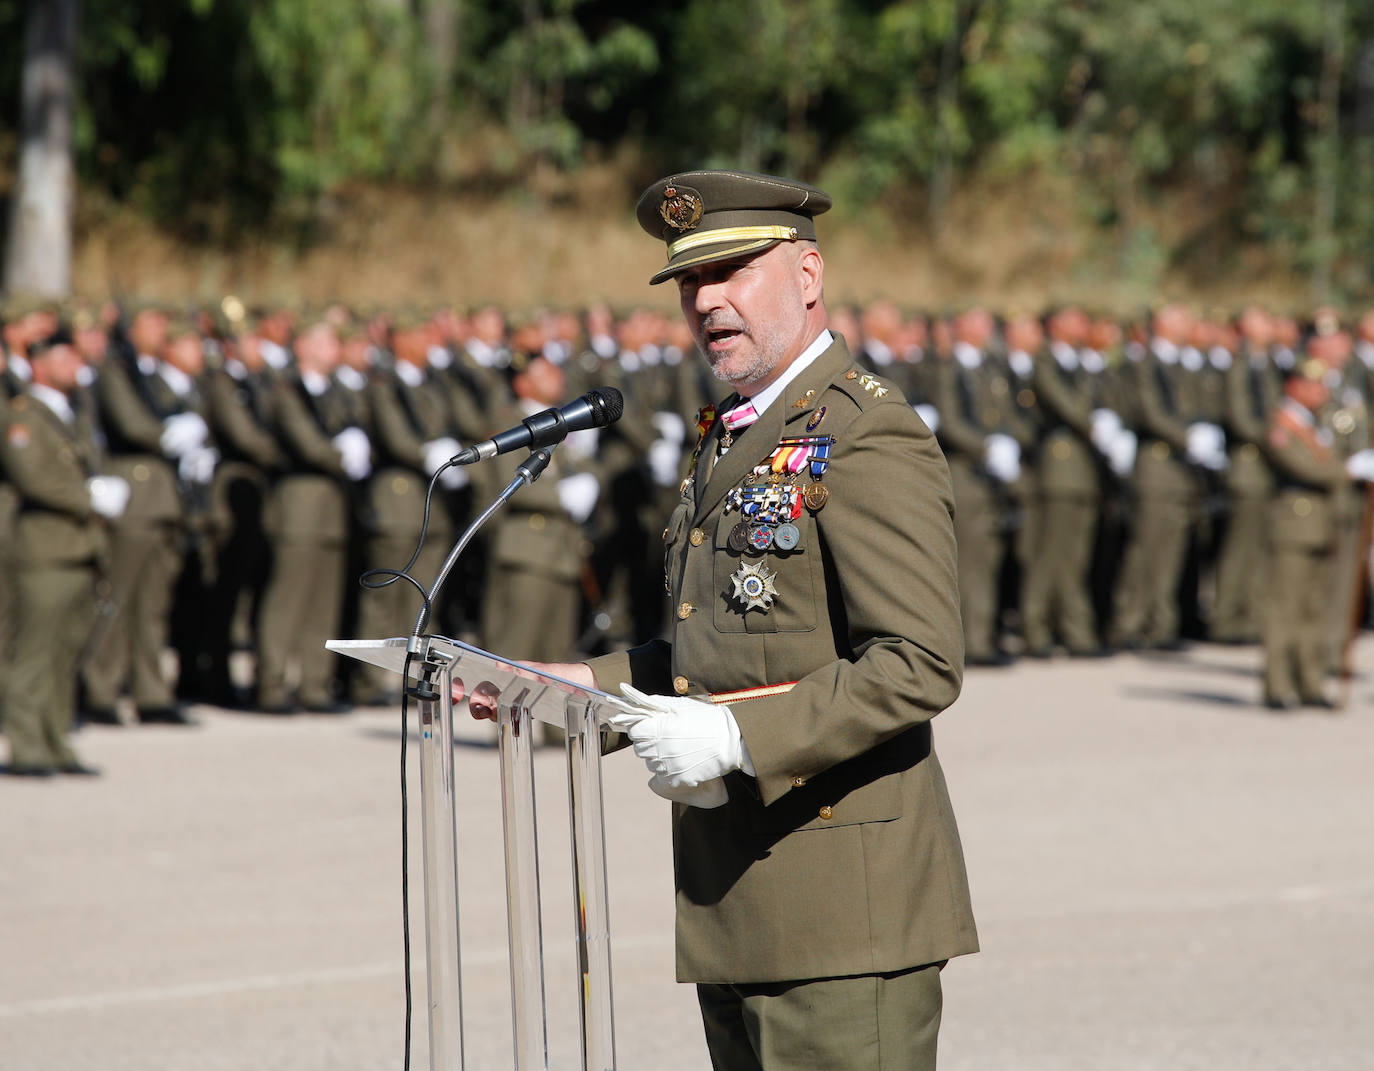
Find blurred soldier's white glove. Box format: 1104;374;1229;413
603;684;755;788
178;445;219;486
556;472;599;524
984;432;1021;483
1090;408;1123;455
646;773;729;809
914;403;941;434
422;437;468;490
1107;430;1137;477
1346;449;1374;482
87;475;131;520
160;412;209;458
331;426;373;481
647;412;686;487
1186;422;1228;472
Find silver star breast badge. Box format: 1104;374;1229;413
730;560;779;612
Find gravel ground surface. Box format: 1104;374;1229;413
3;637;1372;1070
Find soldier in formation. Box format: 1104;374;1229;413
2;293;1373;776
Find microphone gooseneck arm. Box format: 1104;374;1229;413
407;447;554;649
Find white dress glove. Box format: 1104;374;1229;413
557;472;599;524
160;412;209;458
1186;422;1228;472
1090;408;1123;455
87;475;131;519
602;684;755;788
1107;430;1137;478
983;432;1022;483
422;438;468;490
178;445;219;485
646;773;729;809
913;403;940;434
331;427;373;481
1346;449;1374;482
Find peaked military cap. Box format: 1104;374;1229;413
636;169;832;285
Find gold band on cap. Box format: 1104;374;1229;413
666;224;799;260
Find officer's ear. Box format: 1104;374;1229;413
797;243;824;307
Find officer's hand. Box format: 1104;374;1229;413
603;685;755;788
456;661;597;722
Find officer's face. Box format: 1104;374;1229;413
34;343;83;393
675;242;814;392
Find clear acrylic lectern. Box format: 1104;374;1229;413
327;635;617;1071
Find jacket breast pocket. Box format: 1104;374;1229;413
711;512;818;634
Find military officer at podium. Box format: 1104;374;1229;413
469;170;977;1070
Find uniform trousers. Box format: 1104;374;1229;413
1112;497;1190;646
83;522;182;709
1022;496;1098;652
1264;543;1333;703
1211;495;1269;642
953;503;1001;660
256;540;345;707
5;561;95;767
697;962;943;1071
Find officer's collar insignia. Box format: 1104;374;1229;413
659;185;704;232
806;405;826;431
792;389;816;409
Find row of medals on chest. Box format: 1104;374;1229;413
682;433;834;613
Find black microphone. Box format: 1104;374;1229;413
452;387;624;465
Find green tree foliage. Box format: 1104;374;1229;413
1;0;1371;293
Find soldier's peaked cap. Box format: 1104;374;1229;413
636;170;832;286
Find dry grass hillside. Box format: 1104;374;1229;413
70;166;1313;315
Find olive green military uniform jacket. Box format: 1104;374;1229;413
1223;346;1279;498
1127;351;1198;499
95;357;188;525
1032;348;1099;498
589;338;978;984
365;367;458;540
266;377;360;545
1;393;107;567
1263;401;1346;550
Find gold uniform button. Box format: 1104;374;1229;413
982;408;1000;427
673;676;690;695
1052;441;1071;460
1018;388;1036;409
689;528;705;547
1150;441;1170;460
818;805;834;820
132;463;150;482
1293;497;1313;517
677;601;695;620
391;475;409;494
528;513;546;531
990;377;1008;396
662;527;670;542
791;776;807;788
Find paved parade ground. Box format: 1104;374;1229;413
4;639;1374;1071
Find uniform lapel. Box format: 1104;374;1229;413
693;337;853;521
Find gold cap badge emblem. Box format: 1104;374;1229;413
659;185;704;232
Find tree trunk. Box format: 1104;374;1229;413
5;0;78;299
424;0;459;130
1310;0;1345;302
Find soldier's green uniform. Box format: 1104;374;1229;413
352;358;460;702
588;171;976;1071
1261;395;1348;707
257;372;364;710
1323;359;1371;664
84;353;201;715
1212;343;1280;642
1021;342;1103;654
1;387;107;772
1111;340;1203;648
930;344;1018;663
